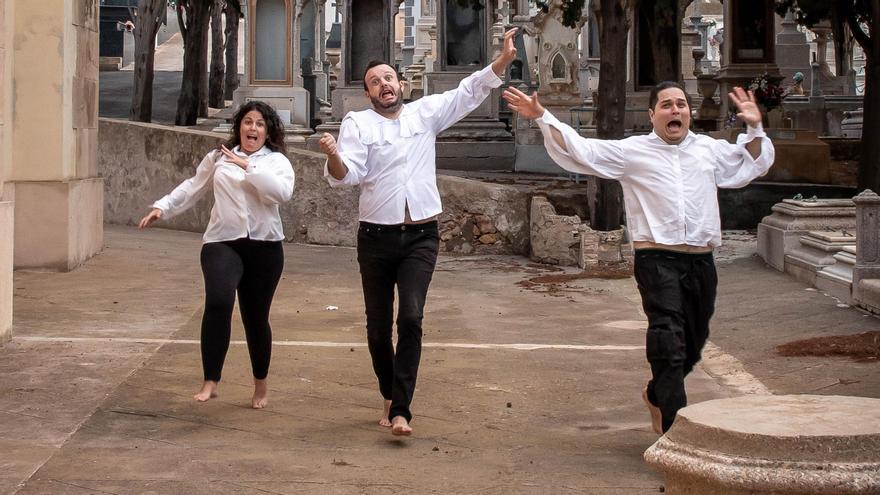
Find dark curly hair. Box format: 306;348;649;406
225;100;286;152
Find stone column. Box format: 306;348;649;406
852;190;880;311
0;0;10;341
329;0;396;121
232;0;312;145
10;0;103;271
423;0;513;170
714;0;780;126
776;9;811;92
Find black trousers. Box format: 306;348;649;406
633;249;717;432
357;221;439;423
199;238;284;382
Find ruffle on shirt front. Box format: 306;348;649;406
344;106;429;146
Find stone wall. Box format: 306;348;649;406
98;119;532;255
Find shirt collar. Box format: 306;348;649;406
647;130;697;147
232;145;271;157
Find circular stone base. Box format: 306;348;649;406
644;395;880;494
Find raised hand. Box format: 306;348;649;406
728;86;762;128
491;28;519;76
502;86;545;120
318;133;337;156
220;144;250;170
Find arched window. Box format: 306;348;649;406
551;52;567;81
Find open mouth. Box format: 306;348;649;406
245;134;260;146
381;89;396;101
667;120;683;132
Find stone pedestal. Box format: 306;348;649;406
11;179;104;271
816;246;855;303
852;190;880;310
644;395;880;495
757;198;856;271
784;231;856;286
0;200;11;342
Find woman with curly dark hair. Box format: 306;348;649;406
139;100;294;409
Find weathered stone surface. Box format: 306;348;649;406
757;199;856;271
0;200;11;342
784;230;856;286
437;175;530;255
852;190;880;309
529;195;583;266
645;395;880;495
99;119;531;255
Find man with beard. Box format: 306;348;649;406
503;81;775;434
318;28;518;437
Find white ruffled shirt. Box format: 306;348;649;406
536;110;775;248
152;146;295;243
325;65;502;224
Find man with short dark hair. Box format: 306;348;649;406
503;81;775;434
319;28;519;437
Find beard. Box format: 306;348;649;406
370;87;403;116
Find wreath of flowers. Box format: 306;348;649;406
749;72;787;111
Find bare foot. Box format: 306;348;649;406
642;387;662;434
194;380;218;402
379;399;392;427
391;415;412;436
252;378;268;409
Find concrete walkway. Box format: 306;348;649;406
1;226;878;494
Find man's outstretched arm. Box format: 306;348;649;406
503;87;567;151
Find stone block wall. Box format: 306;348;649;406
99;119;532;255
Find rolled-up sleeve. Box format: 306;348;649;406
244;152;295;204
152;150;218;219
535;110;627;180
325;116;367;187
712;125;775;188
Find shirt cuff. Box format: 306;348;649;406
745;123;766;140
535;109;559;126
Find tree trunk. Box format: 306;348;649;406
208;0;226;108
130;0;167;122
858;53;880;192
175;0;211;125
830;7;854;77
593;0;628;231
224;0;241;100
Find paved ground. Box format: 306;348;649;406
2;226;878;494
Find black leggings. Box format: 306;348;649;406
199;238;284;382
633;249;717;432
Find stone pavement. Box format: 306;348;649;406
1;226;878;494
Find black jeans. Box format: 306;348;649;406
200;238;284;382
357;221;439;423
633;249;717;432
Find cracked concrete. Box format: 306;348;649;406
1;226;878;494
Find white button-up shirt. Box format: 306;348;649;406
536;110;775;248
152;146;295;243
325;65;502;224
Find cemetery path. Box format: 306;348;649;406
1;226;877;494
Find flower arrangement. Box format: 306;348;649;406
749;72;787;111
